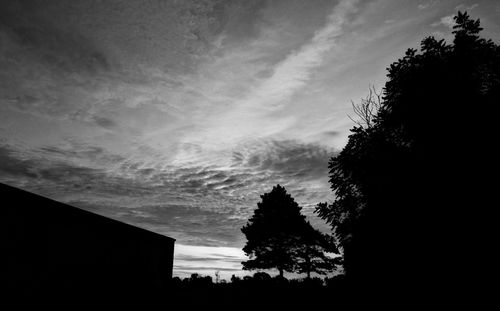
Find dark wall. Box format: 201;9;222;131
1;183;174;299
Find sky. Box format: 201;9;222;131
1;0;499;279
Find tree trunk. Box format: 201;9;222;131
306;247;311;279
279;268;283;278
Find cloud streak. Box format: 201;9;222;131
251;0;359;110
184;0;360;150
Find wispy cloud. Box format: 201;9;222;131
431;14;456;29
176;0;360;156
246;0;359;110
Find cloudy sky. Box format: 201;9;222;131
1;0;499;279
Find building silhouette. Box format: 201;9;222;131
2;183;175;299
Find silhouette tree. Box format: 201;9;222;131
242;185;339;279
293;224;340;279
242;185;306;277
315;11;499;299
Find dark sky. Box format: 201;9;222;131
1;0;499;279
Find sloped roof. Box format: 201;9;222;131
1;182;175;242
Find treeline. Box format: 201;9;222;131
171;271;346;287
168;272;348;308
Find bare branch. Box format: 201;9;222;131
347;86;383;128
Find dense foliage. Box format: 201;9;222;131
315;11;499;296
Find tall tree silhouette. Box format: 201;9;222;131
242;185;306;277
316;11;499;300
242;185;338;278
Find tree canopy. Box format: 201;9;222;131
315;11;499;297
